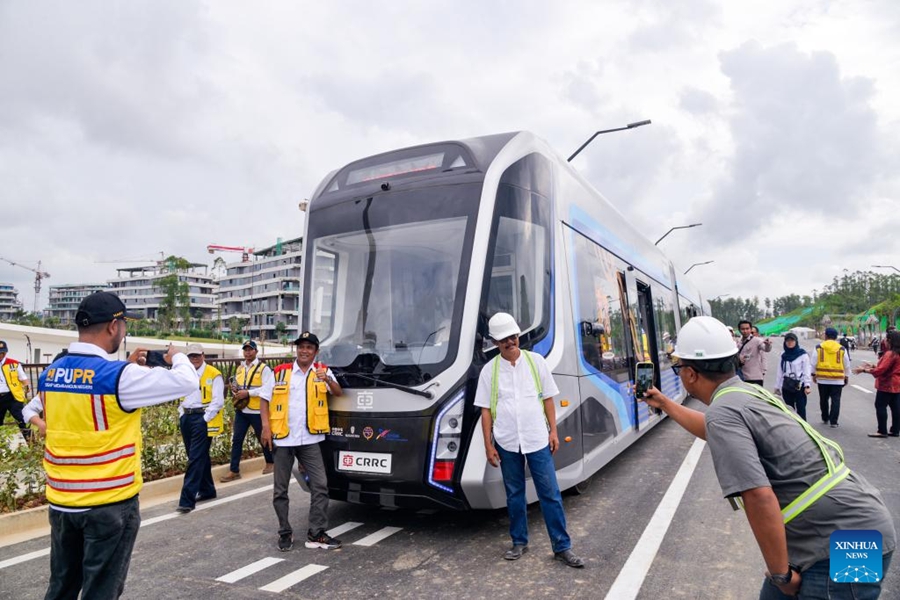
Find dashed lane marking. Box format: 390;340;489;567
851;385;873;394
216;557;285;583
352;526;403;547
0;483;275;571
604;438;707;600
0;548;50;570
326;521;364;538
259;564;329;593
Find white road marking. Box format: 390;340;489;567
259;564;328;593
216;557;284;583
352;526;403;547
326;521;364;538
0;548;50;570
851;385;873;394
0;483;275;571
604;438;707;600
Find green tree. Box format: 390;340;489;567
156;256;193;333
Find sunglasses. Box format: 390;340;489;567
495;334;519;344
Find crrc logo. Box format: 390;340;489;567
342;454;354;467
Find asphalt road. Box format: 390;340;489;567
1;338;897;599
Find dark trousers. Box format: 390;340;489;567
179;413;215;509
782;387;808;420
818;384;843;425
0;392;30;440
874;390;900;436
228;411;273;473
45;495;141;600
273;443;330;536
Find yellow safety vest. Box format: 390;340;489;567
180;364;224;437
235;361;265;411
713;384;850;524
1;359;27;403
815;340;846;380
38;355;141;507
268;364;330;438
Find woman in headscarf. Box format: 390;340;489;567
775;332;812;420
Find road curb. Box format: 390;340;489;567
0;456;266;547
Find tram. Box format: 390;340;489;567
299;131;710;510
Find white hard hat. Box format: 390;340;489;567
488;312;521;340
672;316;739;360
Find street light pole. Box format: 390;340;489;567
684;260;714;275
567;119;652;162
655;223;702;246
872;264;900;274
712;294;730;301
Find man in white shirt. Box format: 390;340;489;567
221;340;275;481
176;343;225;513
474;313;584;568
23;291;198;600
261;331;343;552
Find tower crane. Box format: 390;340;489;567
207;244;254;262
0;257;50;313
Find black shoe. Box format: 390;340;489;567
175;506;193;514
504;544;528;560
554;549;584;568
278;533;293;552
305;529;341;549
830;423;839;428
889;433;899;437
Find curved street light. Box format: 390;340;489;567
712;293;730;301
655;223;702;246
872;264;900;274
567;119;652;162
684;260;714;275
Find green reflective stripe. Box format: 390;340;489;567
781;464;850;524
712;384;850;524
489;352;547;427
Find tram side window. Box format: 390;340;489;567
653;292;677;362
482;165;551;350
571;231;630;377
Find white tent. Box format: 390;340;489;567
789;326;817;340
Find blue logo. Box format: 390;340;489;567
829;530;883;583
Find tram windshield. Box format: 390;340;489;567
303;184;479;383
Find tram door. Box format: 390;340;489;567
623;270;660;429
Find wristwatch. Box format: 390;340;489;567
768;564;799;586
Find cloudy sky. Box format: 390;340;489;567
1;0;898;313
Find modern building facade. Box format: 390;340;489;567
46;283;108;326
216;237;302;341
108;262;217;325
0;283;22;322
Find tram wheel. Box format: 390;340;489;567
573;475;594;495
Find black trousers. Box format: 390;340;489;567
818;384;843;425
0;392;30;439
874;390;900;436
782;387;808;420
179;413;215;509
45;495;141;600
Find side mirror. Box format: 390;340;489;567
580;321;605;337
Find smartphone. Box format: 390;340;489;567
145;350;169;368
634;361;655;399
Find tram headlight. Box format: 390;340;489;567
427;388;465;493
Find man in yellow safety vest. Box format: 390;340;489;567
0;339;31;440
642;316;895;598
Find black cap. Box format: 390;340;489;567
0;340;7;353
242;340;258;350
74;292;140;327
293;331;320;347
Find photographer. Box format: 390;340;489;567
641;316;895;599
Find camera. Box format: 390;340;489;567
145;350;169;368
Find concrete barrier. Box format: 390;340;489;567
0;456;267;548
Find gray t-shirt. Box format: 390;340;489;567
705;377;896;570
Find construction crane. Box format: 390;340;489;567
0;257;51;313
207;244;254;262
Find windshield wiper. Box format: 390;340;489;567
337;371;433;399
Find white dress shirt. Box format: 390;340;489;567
22;341;199;512
0;358;29;394
178;362;225;423
273;362;334;448
474;351;560;454
238;358;274;414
